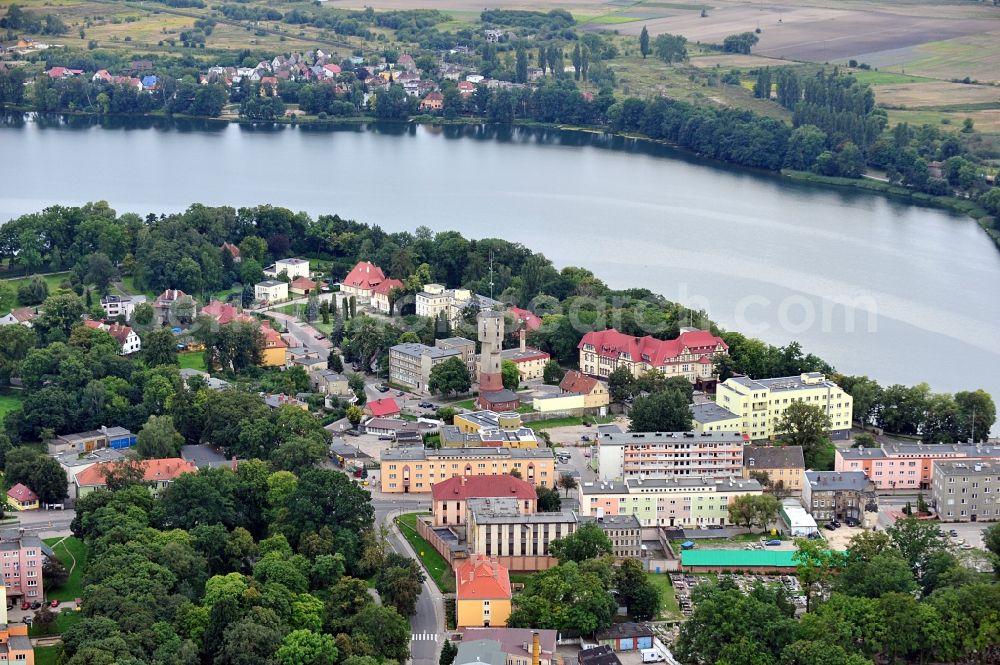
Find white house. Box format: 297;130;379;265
0;307;37;327
255;280;289;303
264;258;310;281
100;294;147;321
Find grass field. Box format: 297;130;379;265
2;272;72;310
526;415;615;431
34;645;62;665
874;81;1000;108
178;351;207;372
43;537;87;601
588;14;645;24
29;609;82;637
645;572;683;620
0;390;24;422
395;512;455;593
849;70;930;86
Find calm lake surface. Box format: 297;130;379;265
2;113;999;424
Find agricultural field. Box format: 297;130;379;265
874;81;1000;109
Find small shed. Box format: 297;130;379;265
595;623;654;652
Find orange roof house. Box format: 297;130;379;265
456;555;512;628
290;276;318;295
74;458;196;497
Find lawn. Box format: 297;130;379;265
395;512;455;594
2;271;72;309
178;351;207;372
43;537;87;601
29;609;82;637
815;442;837;471
453;399;477;410
0;390;24;421
34;645;62;665
849;70;930;85
645;572;683;620
526;415;615;431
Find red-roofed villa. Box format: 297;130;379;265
578;327;727;385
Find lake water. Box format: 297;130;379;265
2;113;999;423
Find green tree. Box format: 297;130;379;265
536;485;561;512
542;360;565;385
639;26;650;59
777;401;830;468
793;537;844;612
607;366;635;402
136;414;184;459
346;405;364;428
132;302;154;326
955;389;996;442
440;639;458;665
557;472;578;497
629;390;692;432
501;359;521;390
728;494;780;532
834;552;917;598
549;522;613;562
653;33;688;63
276;630;338;665
143;327;178;367
36;292;86;340
375;553;425;617
886;516;946;578
507;560;617;635
428;356;471;397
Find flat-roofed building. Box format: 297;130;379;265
381;447;556;493
690;401;743;434
837;441;1000;491
390;338;475;395
466;496;577;570
931;460;1000;522
716;373;853;440
596;430;744;481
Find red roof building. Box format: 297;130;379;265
221;242;241;262
456;554;511;601
578;328;727;384
508;306;542;331
559;369;601;395
371;278;404;313
290;276;318;294
75;458;196;495
341;261;387;300
201;299;253;325
432;474;536;526
6;483;38;510
365;397;400;418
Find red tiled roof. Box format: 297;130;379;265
431;474;535;502
509;307;541;331
83;320;102;330
372;278;403;297
75;458;196;487
6;483;37;503
456;555;511;601
365;398;400;417
221;242;241;258
323;63;342;74
201;299;247;325
156;289;187;304
262;324;287;349
559;370;602;395
106;323;133;345
9;308;36;323
291;276;317;289
578;328;727;367
343;261;386;292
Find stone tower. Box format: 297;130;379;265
478;310;504;393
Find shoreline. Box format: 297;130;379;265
2;105;997;250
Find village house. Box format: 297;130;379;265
508;306;542;331
420;90;444;111
371;278;404;314
220;242;242;263
75;458;196;498
264;393;308;410
5;483;38;511
558;370;610;409
500;329;549;381
264;258;310;280
365;397;401;419
255;279;289;304
100;294;146;321
260;322;288;367
289;276;318;296
0;307;37;327
154;289;196;325
84;320;141;355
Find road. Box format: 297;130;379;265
5;509;75;538
372;496;442;665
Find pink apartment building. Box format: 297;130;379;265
0;530;44;602
836;441;1000;491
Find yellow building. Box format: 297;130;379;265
501;331;550;382
742;445;806;494
456;555;512;628
260;325;288;367
380;447;556;493
559;371;610;409
716;373;853;441
5;484;39;511
690;402;743;434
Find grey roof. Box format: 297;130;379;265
460;629;558;659
456;640;507;665
805;471;870;492
382;446;554;461
391;342;459;360
181;444;230;469
278;258;308;265
578;513;642;530
691;401;741;424
932;460;1000;476
578;645;622;665
838;441;1000;460
437;337;475;348
744;445;805;470
600;430;744;446
53;448;125;468
481;389;519;404
597;424;624;437
257;279;285;287
467;497;577;524
728;373;838;393
500;347;548;362
595;622;653;641
457;411;503;428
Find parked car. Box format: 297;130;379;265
581;435;590;442
949;529;958;537
845;518;860;527
30;601;41;610
20;602;29;611
396;391;405;397
378;435;393;441
831;520;842;528
418;402;434;409
807;531;823;539
377;384;390;393
765;539;782;546
20;617;31;626
824;523;837;531
314;333;326;340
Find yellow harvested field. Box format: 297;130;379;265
887;108;1000;133
875;81;1000;109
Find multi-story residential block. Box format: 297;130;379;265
416;283;501;328
0;529;44;602
596;431;745;481
579;476;763;527
500;329;549;382
339;261;387;304
456;555;512;628
716;373;853;440
801;471;874;522
578;514;642;559
690;401;743;434
578;327;728;383
931;460;1000;522
264;257;310;280
380;447;556;493
389;341;463;394
466;497;577;569
742;445;806;494
255;279;289;304
100;294;146;321
432;474;537;526
437;337;477;376
836;441;1000;491
0;622;34;664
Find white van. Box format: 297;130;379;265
642;649;665;663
